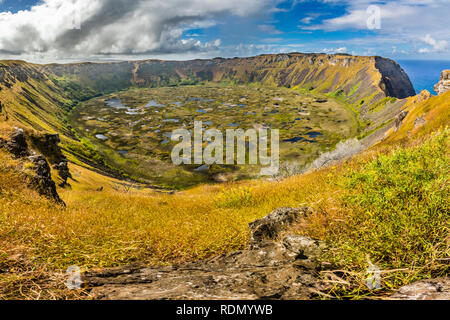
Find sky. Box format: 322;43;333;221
0;0;449;63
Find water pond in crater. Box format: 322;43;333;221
70;84;359;188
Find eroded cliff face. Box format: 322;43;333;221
1;54;416;120
1;54;417;146
374;57;416;99
39;53;416;107
434;70;450;95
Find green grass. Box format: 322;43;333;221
306;128;450;298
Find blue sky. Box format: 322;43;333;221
0;0;37;12
0;0;449;62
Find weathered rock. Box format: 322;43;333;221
2;129;66;204
394;110;409;132
6;128;30;158
414;116;426;128
391;277;450;300
29;155;65;206
53;161;71;187
282;235;325;269
414;90;431;104
434;70;450;95
85;235;324;300
84;208;325;300
30;133;71;186
248;207;311;244
375;57;416;99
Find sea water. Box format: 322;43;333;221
398;60;450;94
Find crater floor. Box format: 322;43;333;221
69;84;359;188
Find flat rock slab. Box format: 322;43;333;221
84;207;323;300
391;277;450;300
84;235;324;300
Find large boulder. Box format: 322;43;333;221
391;277;450;300
30;133;71;186
29;155;65;206
5;128;30;158
248;207;311;244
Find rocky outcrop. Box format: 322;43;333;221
394;110;409;132
30;133;71;187
248;207;311;244
434;70;450;95
414;90;432;103
375;57;416;99
5;128;30;158
391;277;450;300
84;207;326;300
29;155;65;206
1;128;65;205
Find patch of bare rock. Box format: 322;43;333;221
84;206;450;300
84;207;327;300
391;277;450;300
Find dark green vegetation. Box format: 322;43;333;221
308;128;449;298
69;84;359;188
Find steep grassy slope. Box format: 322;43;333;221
0;61;72;135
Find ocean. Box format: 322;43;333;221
398;60;450;95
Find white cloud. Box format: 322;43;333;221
0;0;282;62
322;47;347;54
300;17;313;24
257;24;283;35
304;0;450;57
418;34;448;53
